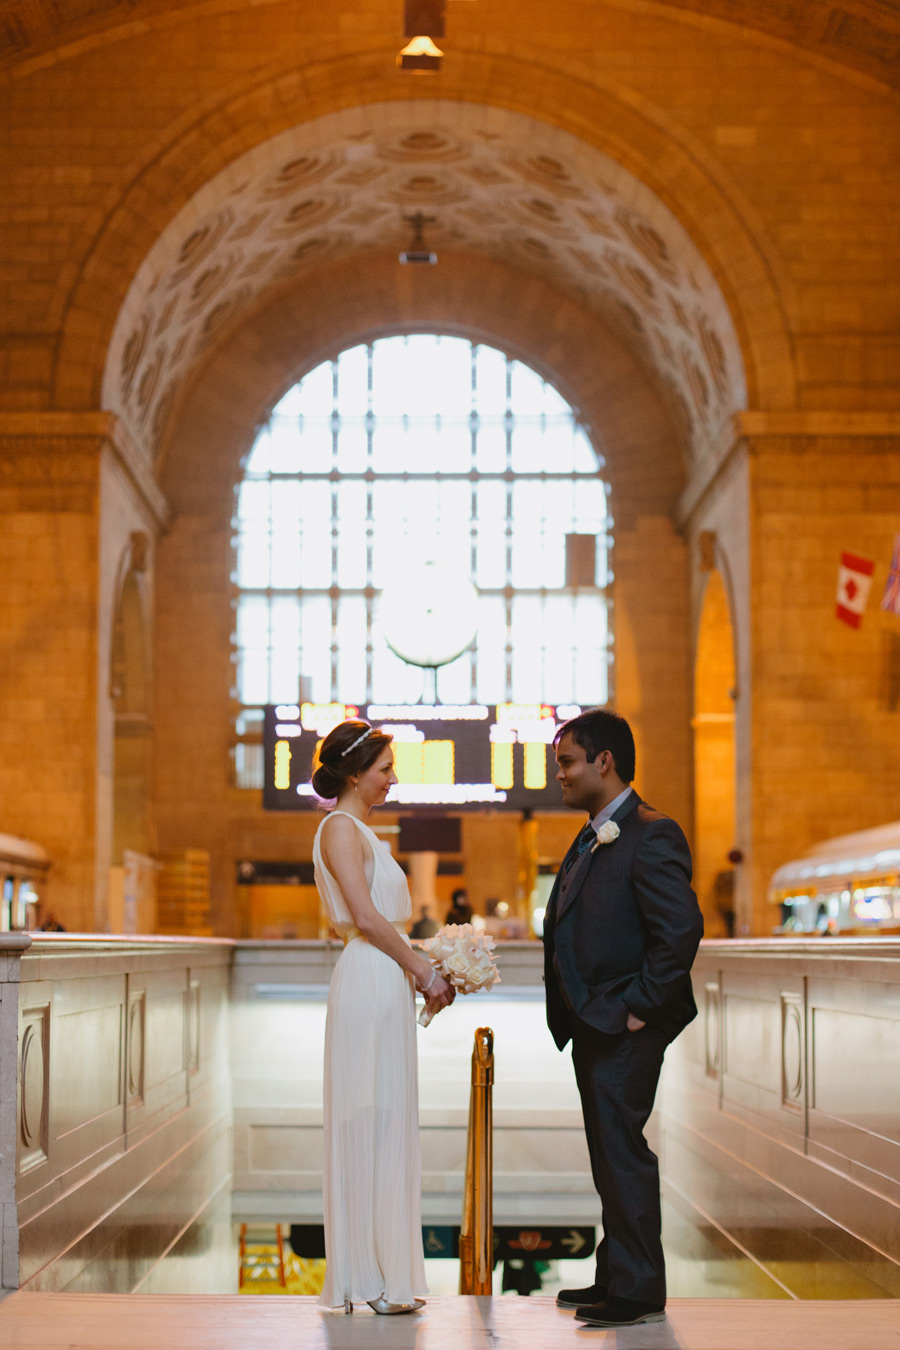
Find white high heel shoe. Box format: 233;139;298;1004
366;1295;425;1315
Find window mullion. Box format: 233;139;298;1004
365;343;374;704
504;356;513;703
469;343;478;703
330;361;339;701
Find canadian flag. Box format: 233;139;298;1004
835;552;874;628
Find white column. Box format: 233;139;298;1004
407;852;438;920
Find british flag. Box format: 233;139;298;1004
881;536;900;617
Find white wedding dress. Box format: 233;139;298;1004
313;810;428;1308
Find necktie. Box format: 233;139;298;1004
564;823;596;873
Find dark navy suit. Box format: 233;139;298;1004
543;790;703;1305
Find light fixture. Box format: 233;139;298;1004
398;0;445;70
397;34;444;71
399;211;438;265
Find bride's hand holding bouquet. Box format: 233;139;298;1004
416;961;455;1022
416;922;502;1026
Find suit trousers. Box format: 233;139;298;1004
570;1014;669;1306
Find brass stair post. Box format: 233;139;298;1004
458;1026;494;1294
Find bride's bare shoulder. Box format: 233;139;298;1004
319;812;364;859
320;810;359;833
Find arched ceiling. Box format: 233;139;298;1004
102;100;746;468
3;0;899;88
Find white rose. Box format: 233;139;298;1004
592;820;621;850
447;952;470;976
466;966;489;988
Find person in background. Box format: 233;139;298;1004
445;887;472;926
409;906;440;940
39;912;67;932
712;848;742;938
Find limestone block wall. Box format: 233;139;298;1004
0;416;166;932
1;0;899;931
0;422;104;929
684;421;900;937
746;422;900;928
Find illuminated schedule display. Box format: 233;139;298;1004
263;703;583;812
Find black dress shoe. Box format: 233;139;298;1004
556;1283;608;1309
575;1296;666;1327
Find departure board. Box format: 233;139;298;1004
262;702;583;812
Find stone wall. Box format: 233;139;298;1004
0;3;898;931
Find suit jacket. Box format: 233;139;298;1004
543;791;703;1049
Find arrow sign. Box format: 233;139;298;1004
492;1226;595;1262
289;1222;594;1264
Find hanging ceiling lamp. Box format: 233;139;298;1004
399;212;438;265
398;0;445;71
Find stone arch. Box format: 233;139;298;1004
693;567;738;937
53;54;794;426
157;250;684;529
151;250;695;937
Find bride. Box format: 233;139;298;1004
312;719;455;1314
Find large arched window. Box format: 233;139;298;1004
233;336;611;783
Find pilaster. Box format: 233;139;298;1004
0;415;169;931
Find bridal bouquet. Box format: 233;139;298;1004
417;923;501;1027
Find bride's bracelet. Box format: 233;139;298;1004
418;966;437;995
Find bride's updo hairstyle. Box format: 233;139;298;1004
311;720;394;801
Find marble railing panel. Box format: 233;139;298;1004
6;935;899;1286
811;1006;900;1138
673;940;900;1262
19;1106;230;1291
0;935;31;1289
11;938;232;1292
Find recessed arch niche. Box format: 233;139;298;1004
693;567;738;937
111;561;151;866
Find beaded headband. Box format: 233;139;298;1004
340;725;374;757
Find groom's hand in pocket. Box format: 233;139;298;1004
626;1012;646;1032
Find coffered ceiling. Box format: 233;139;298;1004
102;102;746;465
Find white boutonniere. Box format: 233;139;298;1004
591;820;621;852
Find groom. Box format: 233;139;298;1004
543;708;703;1329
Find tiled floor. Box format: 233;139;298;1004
1;1293;900;1349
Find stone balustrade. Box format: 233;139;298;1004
3;935;233;1293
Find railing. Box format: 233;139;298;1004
458;1026;494;1295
